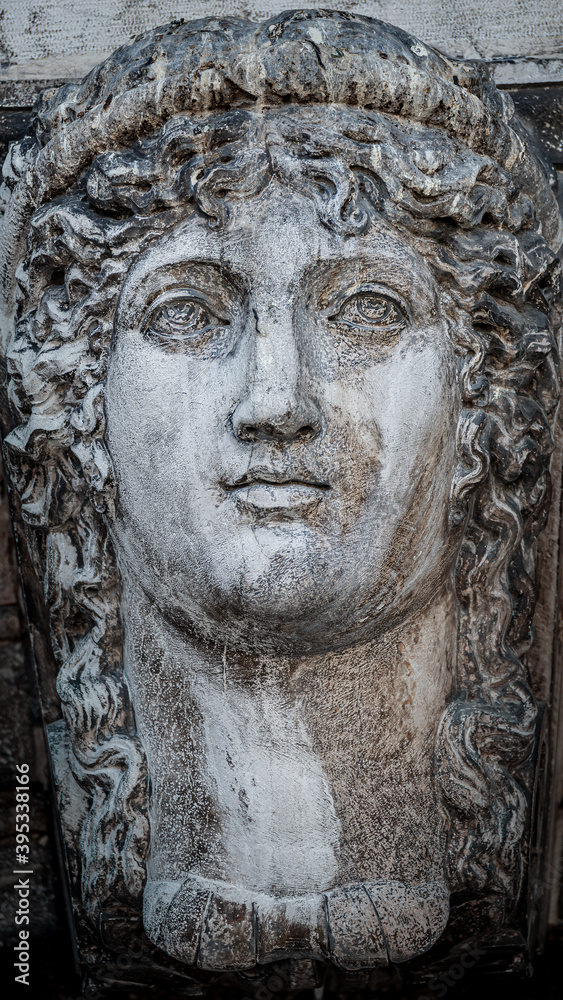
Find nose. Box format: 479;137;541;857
231;308;322;444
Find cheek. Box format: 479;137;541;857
336;344;458;509
381;358;456;474
351;347;460;603
105;345;227;504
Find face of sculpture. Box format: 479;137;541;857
105;179;461;653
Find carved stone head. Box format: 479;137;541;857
1;8;562;986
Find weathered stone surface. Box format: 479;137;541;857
0;7;562;994
2;1;563;88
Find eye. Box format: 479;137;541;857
329;290;407;332
143;290;229;343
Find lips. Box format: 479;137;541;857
224;473;329;517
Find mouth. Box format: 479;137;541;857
224;474;330;518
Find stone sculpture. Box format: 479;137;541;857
0;7;561;989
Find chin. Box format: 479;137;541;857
187;575;379;655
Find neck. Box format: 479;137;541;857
123;583;456;897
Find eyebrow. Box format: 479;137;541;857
122;220;437;318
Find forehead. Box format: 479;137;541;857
118;180;438;315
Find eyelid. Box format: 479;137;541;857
321;283;411;324
142;287;230;334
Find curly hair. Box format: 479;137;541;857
1;9;561;943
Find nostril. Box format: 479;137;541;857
236;424;259;442
236;423;316;442
231;393;323;443
300;425;316;441
233;422;319;443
